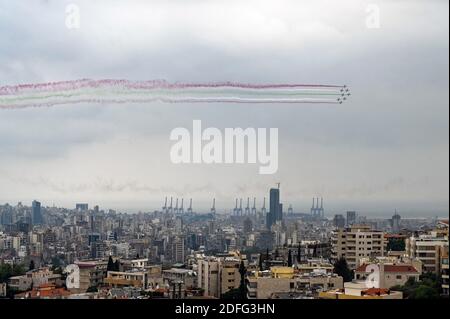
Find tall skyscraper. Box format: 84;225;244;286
76;203;89;211
32;200;43;225
333;214;346;228
267;187;282;229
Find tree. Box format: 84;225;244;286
86;286;98;293
1;264;25;283
297;246;301;263
333;257;353;282
107;256;115;272
29;260;35;271
51;257;61;268
114;260;120;271
222;261;248;299
287;250;293;267
392;272;442;299
387;238;406;252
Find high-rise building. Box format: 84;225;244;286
333;214;346;229
171;237;185;263
243;218;253;233
76;203;89;211
331;225;387;269
267;187;282;229
406;226;449;274
0;205;13;225
346;211;357;227
32;200;43;225
197;255;242;298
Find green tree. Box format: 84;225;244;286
387;238;406;251
391;272;442;299
86;286;98;293
333;257;354;282
223;261;247;299
28;260;35;271
297;246;301;263
1;264;26;284
114;260;120;271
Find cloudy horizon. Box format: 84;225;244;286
0;0;448;218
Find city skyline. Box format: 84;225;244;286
0;196;447;219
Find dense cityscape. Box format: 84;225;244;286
0;186;448;299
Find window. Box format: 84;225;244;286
396;275;402;280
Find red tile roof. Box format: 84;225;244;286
363;288;390;296
356;264;418;273
15;284;71;299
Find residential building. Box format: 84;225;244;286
197;254;242;298
247;266;343;299
319;282;403;299
355;263;420;289
406;230;448;274
331;225;387;269
440;244;449;296
14;283;71;299
103;270;148;289
75;260;108;292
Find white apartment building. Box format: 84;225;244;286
406;229;448;274
331;225;386;269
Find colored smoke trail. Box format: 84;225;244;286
0;79;351;109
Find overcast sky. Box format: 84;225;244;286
0;0;448;217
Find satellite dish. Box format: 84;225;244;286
65;264;80;289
